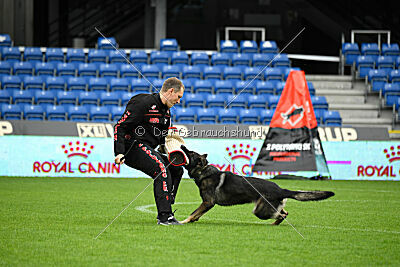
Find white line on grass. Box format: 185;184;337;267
135;202;400;235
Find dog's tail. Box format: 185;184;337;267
285;190;334;201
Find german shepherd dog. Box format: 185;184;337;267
180;146;334;225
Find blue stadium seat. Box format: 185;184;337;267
45;48;64;62
314;109;324;125
1;75;22;90
110;78;130;92
151;78;163;93
214;80;234;94
171;51;189;65
356;56;375;78
66;48;86;63
46;105;67;121
307;81;316;95
78;91;99;107
100;91;121;106
234;80;255;94
57;91;77;106
227;94;247;109
284;67;300;80
24;76;44;91
211;53;230;66
88;77;108;92
99;63;118;77
255;80;274;94
376;56;395;71
111;106;125;121
13;62;34;76
150;51;170;65
35;90;56;106
272;54;290;68
368;69;387;93
397;57;400;69
141;64;160;80
97;37;117;50
244;67;262;80
131;78;150;92
268;95;280;109
160;39;178;51
239;109;259;124
220;40;238;53
35;62;55;77
174;107;196;123
260;41;278;54
119;64;140;78
0;61;12;76
191;52;209;65
389;70;400;84
361;43;380;61
273;81;286;95
248;94;268;109
88;49;107;63
240;40;258;54
182;65;201;80
382;43;400;58
24;105;45;120
129;50;148;65
193;79;213;94
260;109;275;124
1;47;21;62
109;49;127;64
311;96;329;111
342;43;360;65
265;67;283;81
252;53;274;67
46;77;65;92
24;47;43;62
121;92;135;106
161;65;180;79
77;63;97;77
90;106;111;122
323;110;342;126
383;83;400;107
1;104;23;120
13;90;34;104
56;62;76;77
180;79;192;92
0;89;11;104
203;66;222;80
67;77;87;92
206;94;225;108
196;108;217;124
183;93;206;108
0;34;12;47
68;105;89;121
218;108;238;124
223;66;242;80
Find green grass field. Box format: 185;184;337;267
1;177;400;266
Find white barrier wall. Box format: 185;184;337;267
0;136;399;180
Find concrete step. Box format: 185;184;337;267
339;110;379;118
325;95;365;104
315;89;364;96
311;81;352;89
342;117;392;125
330;103;379;110
306;75;352;82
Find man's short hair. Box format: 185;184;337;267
161;77;184;93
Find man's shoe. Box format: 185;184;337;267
157;215;183;226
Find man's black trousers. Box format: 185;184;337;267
123;140;183;216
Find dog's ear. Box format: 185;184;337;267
202;154;208;158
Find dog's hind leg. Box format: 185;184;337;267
180;202;215;224
253;198;287;225
271;199;288;225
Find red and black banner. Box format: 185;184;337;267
253;71;330;176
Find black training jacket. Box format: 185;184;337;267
114;93;171;155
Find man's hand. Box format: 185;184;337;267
115;154;125;165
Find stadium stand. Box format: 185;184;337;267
0;34;348;127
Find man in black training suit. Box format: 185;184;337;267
114;77;185;225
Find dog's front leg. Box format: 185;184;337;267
180;202;214;223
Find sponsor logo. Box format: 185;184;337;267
0;121;13;136
281;104;304;126
149;117;160;123
357;145;400;178
33;141;120;175
210;143;281;176
77;123;113;138
149;105;159;112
